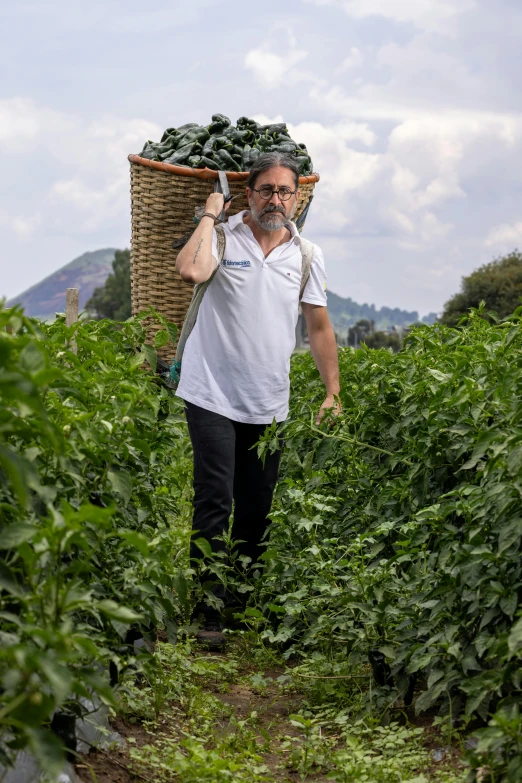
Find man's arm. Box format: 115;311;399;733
302;303;341;420
175;193;226;284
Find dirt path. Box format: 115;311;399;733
73;642;466;783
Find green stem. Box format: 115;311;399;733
0;692;27;722
307;414;414;467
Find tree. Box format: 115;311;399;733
364;331;402;353
347;319;374;348
440;250;522;326
86;249;131;320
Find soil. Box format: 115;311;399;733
73;649;464;783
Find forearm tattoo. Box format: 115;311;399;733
193;239;203;265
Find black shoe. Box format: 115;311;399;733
195;619;226;651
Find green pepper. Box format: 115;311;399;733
139;141;158;160
197;156;219;170
236;117;259;132
177;123;199;132
267;123;289;136
242;147;261;169
188;155;203;167
275;143;297;154
296;155;312;175
177;126;210;146
213;136;233;150
215;149;241;172
273;133;293;144
211;113;231;127
226;129;248;144
161;128;182;143
256;136;272;151
163;142;200;165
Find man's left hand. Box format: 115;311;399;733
316;395;342;424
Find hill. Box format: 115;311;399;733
6;249;117;321
6;247;435;330
326;290;435;333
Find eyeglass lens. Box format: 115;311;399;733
258;187;294;201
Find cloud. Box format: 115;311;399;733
306;0;476;33
0;99;161;237
340;47;364;70
485;220;522;251
244;29;309;89
0;209;42;239
0;97;74;149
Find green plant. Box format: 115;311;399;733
253;305;522;779
0;305;192;772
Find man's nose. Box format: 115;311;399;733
269;190;283;204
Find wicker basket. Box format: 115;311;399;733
128;154;320;359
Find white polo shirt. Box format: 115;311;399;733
176;210;327;424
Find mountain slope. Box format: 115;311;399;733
6;247;433;330
6;249;117;321
326;290;421;333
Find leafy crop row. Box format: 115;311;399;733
255;307;522;781
2;302;522;781
0;306;192;773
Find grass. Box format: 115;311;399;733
74;635;470;783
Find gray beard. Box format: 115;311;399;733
250;201;296;232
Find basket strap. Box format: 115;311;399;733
170;226;226;383
299;237;314;301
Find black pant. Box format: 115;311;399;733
185;401;282;620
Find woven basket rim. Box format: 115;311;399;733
128;154;320;184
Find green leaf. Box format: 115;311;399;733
119;530;150;557
167;322;178;346
498;517;522;554
0;522;38;549
97;599;143;623
0;445;32;508
129;351;147;369
193;537;212;557
427;369;452;382
154;329;169;349
108;469;132;505
460;430;499;470
26;727;65;776
19;342;46;374
508;616;522;657
140;343;157;370
507;445;522;476
39;659;72;704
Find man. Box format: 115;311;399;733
175;152;340;648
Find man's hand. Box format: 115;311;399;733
316;395;342;424
205;192;229;218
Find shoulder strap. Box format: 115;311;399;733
299;237;314;301
170;226;226;384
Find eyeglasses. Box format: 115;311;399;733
252;186;296;202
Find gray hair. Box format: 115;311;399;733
247;152;299;190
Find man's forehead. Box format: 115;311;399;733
254;166;295;185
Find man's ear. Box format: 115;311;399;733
245;187;252;205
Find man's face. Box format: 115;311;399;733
247;166;300;232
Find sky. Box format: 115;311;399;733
1;0;522;317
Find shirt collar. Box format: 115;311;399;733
229;210;301;244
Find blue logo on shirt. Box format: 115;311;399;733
222;258;251;268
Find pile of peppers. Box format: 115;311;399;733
138;114;313;175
